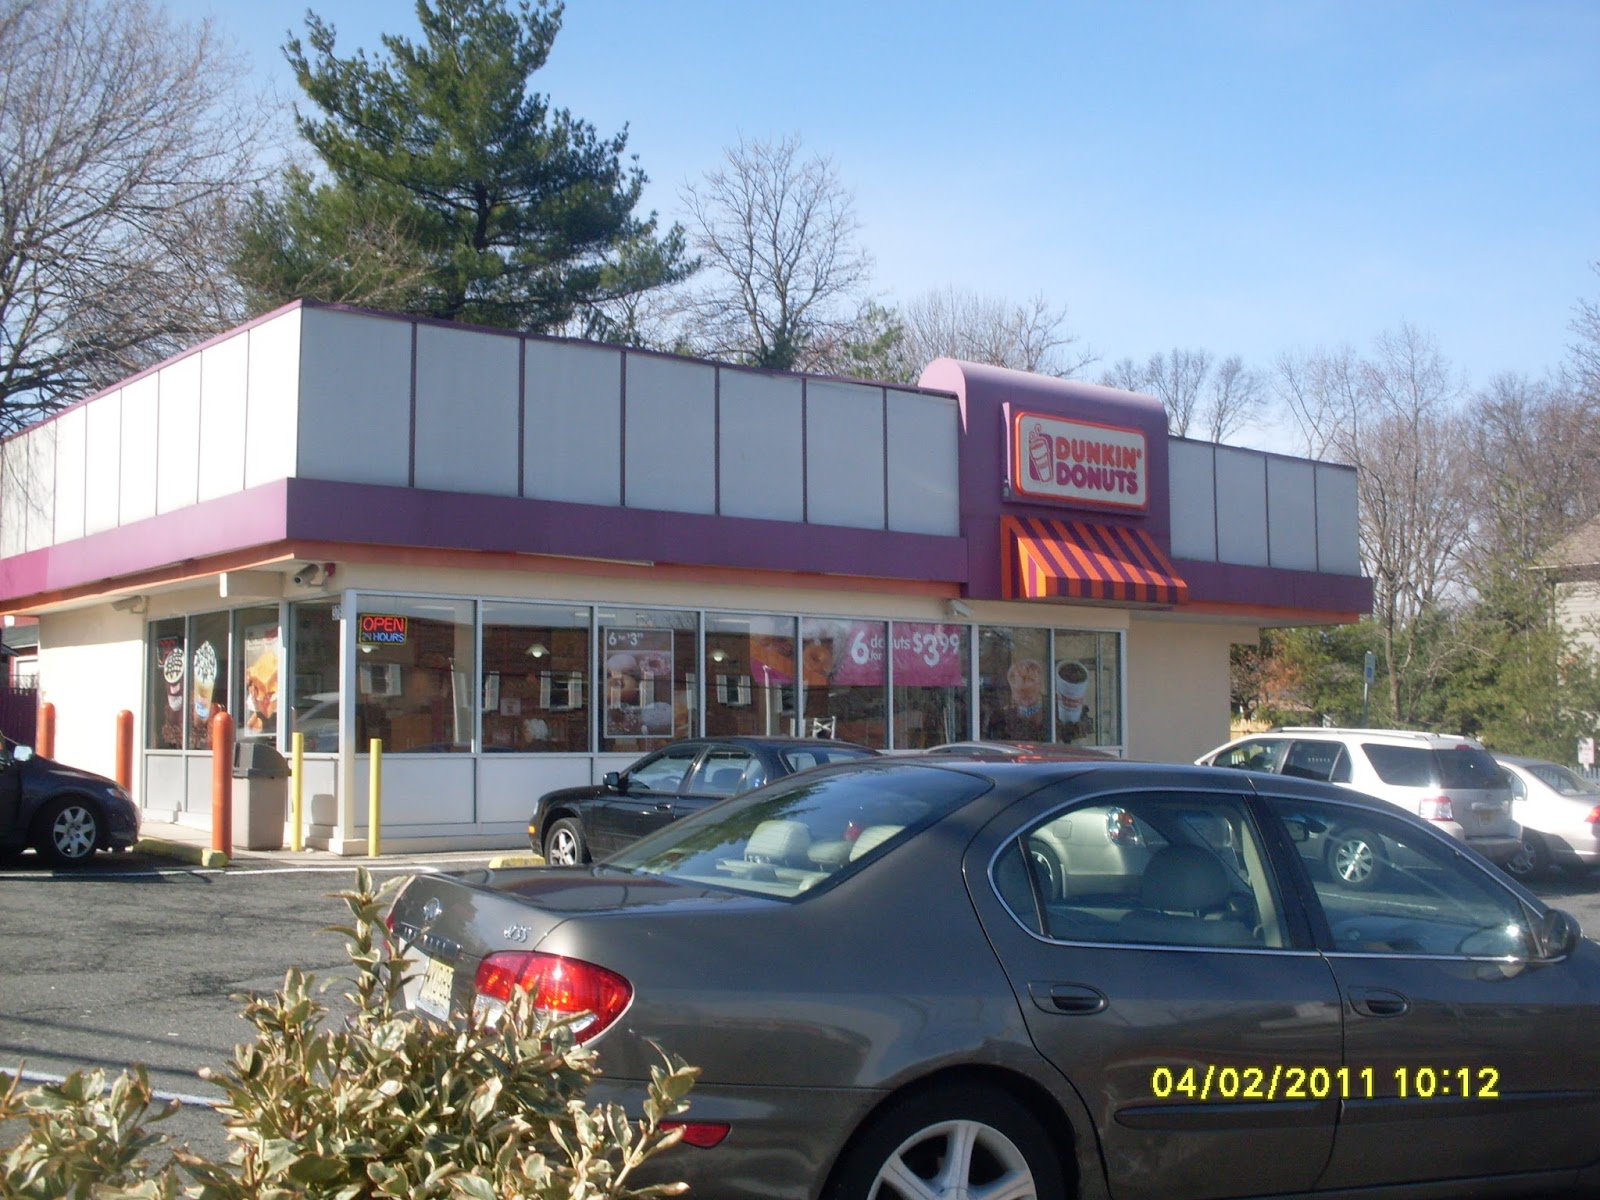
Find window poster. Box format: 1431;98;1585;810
242;621;280;737
157;635;185;749
602;627;674;738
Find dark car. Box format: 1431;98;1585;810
0;739;141;865
393;758;1599;1200
528;735;878;864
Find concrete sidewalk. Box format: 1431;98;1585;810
135;820;544;871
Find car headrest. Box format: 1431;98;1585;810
1140;845;1232;914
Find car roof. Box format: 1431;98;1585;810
1259;727;1484;748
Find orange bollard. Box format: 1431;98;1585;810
114;709;133;790
210;709;234;854
37;701;55;759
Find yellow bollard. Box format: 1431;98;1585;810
368;737;382;858
290;732;305;852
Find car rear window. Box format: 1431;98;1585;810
1360;744;1436;786
780;745;877;773
1434;747;1506;790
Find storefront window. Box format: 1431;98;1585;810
187;611;231;751
234;606;281;743
978;625;1050;743
892;622;970;749
355;598;475;753
800;617;887;748
482;602;591;752
147;618;187;750
705;614;797;737
598;608;697;752
1053;629;1122;747
289;601;340;753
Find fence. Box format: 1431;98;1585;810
0;683;38;747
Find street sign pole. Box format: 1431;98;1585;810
1361;651;1376;726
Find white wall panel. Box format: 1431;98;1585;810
524;340;621;505
1213;446;1269;567
1167;440;1218;561
624;354;716;514
718;369;803;521
1;437;28;556
352;757;475;827
885;389;959;535
156;356;202;514
414;323;520;496
53;406;86;544
1266;457;1318;571
297;309;413;487
806;380;885;529
119;374;159;523
245;309;302;489
477;755;592;824
84;393;122;534
1316;464;1362;575
23;422;55;552
197;333;250;501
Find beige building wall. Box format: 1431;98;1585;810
1125;616;1248;764
1556;581;1600;658
35;606;147;783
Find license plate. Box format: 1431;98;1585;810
417;956;455;1020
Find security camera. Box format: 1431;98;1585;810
292;563;329;588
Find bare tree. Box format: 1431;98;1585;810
677;133;873;371
1099;348;1261;440
1273;344;1362;460
1570;260;1600;403
890;287;1094;379
0;0;269;432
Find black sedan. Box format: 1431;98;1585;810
528;735;877;864
397;757;1600;1200
0;740;141;865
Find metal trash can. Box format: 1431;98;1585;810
233;741;291;850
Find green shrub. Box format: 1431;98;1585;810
2;869;696;1199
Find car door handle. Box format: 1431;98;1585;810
1348;987;1409;1018
1028;981;1107;1015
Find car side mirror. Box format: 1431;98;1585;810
603;770;624;792
1282;817;1312;844
1537;908;1581;960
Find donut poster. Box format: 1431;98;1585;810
602;627;675;738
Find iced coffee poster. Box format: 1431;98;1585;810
191;641;219;736
602;628;674;738
242;622;280;737
156;635;185;749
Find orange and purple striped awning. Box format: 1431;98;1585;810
1002;516;1188;606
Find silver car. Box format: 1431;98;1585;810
1498;754;1600;877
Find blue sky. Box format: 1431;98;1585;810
174;0;1599;397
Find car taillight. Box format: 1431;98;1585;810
1586;807;1600;827
1106;807;1141;844
1419;796;1454;821
475;951;632;1042
662;1121;731;1148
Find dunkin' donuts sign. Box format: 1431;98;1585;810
1011;411;1148;511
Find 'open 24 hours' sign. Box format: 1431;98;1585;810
1011;411;1148;511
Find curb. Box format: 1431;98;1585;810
134;837;231;868
486;853;546;869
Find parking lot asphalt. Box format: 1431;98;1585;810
132;819;544;871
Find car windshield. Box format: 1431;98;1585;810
606;763;988;899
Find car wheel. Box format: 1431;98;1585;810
34;796;102;866
824;1084;1065;1200
543;817;590;866
1325;827;1384;890
1505;832;1548;880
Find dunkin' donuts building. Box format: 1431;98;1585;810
0;302;1371;852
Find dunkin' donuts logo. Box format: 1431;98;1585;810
1012;411;1148;511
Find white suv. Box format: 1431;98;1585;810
1197;728;1523;885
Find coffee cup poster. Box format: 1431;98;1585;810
603;628;675;738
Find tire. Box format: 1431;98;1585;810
1325;826;1384;890
33;796;103;866
543;817;590;866
824;1084;1065;1200
1504;832;1548;880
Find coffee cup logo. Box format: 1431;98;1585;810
1055;659;1090;724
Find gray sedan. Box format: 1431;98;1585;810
1499;753;1600;877
388;758;1600;1200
